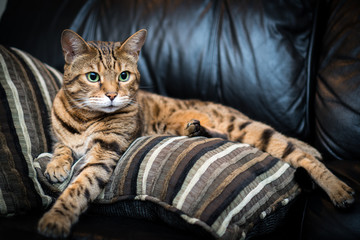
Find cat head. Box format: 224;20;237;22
60;29;147;113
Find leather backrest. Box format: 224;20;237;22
314;0;360;160
75;0;318;139
0;0;318;140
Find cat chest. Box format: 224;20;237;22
59;132;91;158
55;121;127;159
53;120;102;158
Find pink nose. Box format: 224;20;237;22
106;92;117;101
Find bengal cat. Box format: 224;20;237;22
37;29;355;238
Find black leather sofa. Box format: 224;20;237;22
0;0;359;239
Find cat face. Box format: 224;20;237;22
60;29;147;113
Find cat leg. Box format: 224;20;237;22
45;143;73;183
38;138;124;238
185;118;354;207
229;120;355;208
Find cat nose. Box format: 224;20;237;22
106;92;117;101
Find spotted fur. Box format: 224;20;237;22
38;29;355;238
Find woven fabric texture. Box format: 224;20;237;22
36;136;301;239
0;46;61;216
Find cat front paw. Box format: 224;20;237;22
45;159;71;183
185;119;203;137
327;180;355;208
38;210;71;238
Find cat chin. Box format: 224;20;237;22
94;106;122;113
86;99;130;113
86;96;132;113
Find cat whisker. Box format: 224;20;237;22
68;101;88;110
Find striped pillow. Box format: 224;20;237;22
0;46;61;216
36;135;301;239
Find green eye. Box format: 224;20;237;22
119;71;130;82
86;72;100;82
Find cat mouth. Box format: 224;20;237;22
87;97;131;113
87;103;120;113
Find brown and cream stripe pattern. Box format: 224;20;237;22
36;135;300;239
104;136;300;239
0;45;61;216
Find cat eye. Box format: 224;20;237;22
119;71;130;82
86;72;100;82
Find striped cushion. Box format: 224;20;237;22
0;46;61;216
36;135;301;239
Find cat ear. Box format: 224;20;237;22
61;29;91;64
117;29;147;61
